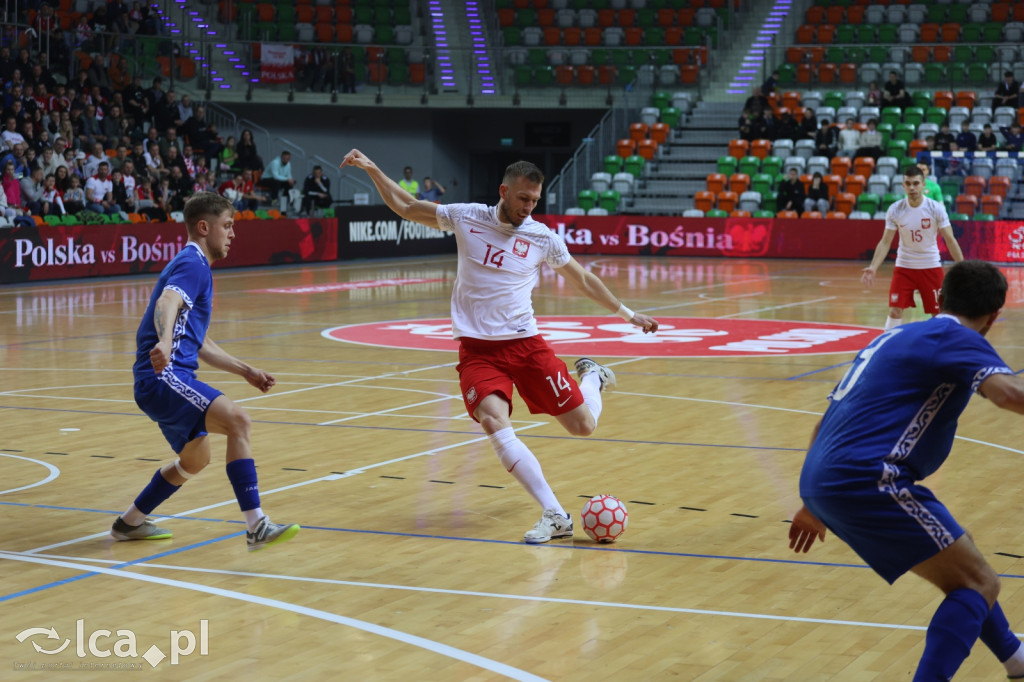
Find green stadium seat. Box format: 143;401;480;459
659;107;680;127
857;193;880;214
903;107;924;128
739;156;761;176
974;213;995;221
894;123;916;144
876;122;893;146
824;91;845;109
598;189;621;212
926;106;948;125
911;92;932;109
718;155;738;175
949;212;970;221
882;192;901;208
624;155;646;177
881;107;902;127
604;155;624;174
753;210;775;218
752;173;774;196
706;209;728;217
886;139;908;158
577;189;598;211
761;156;783;177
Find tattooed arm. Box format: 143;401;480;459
148;288;185;373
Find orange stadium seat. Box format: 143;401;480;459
563;26;581;45
556;65;574;85
729;173;750;194
706;173;727;194
781;91;801;110
618;9;635;26
777;210;800;219
921;23;940;42
695;191;715;213
826;211;848;219
616;138;636;158
834;192;856;215
817;24;835;44
538;8;555;25
576;64;595;84
796;25;815;44
335;23;353;42
649;122;670;144
988;176;1010;198
543;27;560;45
955;194;978;216
803;211;823;219
728;139;749;159
818;63;838;84
826;6;844;24
933;45;952;63
751;139;772;159
806;6;825;23
955;91;976;109
981;194;1003;216
839;63;857;83
677;8;695;25
909;140;928;157
717;191;738;213
823;174;843;199
636;139;659;160
830;156;852;177
730;210;752;218
629;122;648;143
964;176;986;197
846;5;864;24
664;26;683;44
314;5;332;22
680;65;699;84
853;156;875;178
941;23;961;42
845;174;867;196
934;90;954;110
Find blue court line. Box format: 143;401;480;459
785;360;854;381
0;533;243;604
0;404;805;451
7;500;1024;590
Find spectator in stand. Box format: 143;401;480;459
36;145;60;177
144;142;169;180
155;177;174;214
102;104;126;146
977;124;998;152
1000;122;1023;152
934;121;955;152
955;121;977;153
803;172;830;215
994;71;1022;110
866;81;882;107
882;71;912;109
180;144;197;179
338;46;356;94
85;161;120;215
111;168;131;215
2;160;22;210
814;118;838;158
76;103;104;147
152;89;180;133
776;167;806;214
124;75;149;128
181;105;220;170
176;94;193;126
219;171;258;211
135;172;163;221
839;119;864;157
193;170;214;194
218;135;239;175
82;141;107;178
301;165;332;215
799;108;818;141
235;128;263;172
109;144;130;171
20;166;45;215
398;165;418;195
855;119;884;160
54;164;70;192
40;172;65;216
159;127;183;158
744;87;770;117
0;179;17;221
259;150;298;214
63;174;86;215
239;169;263;210
417;176;446;202
760;70;779;96
128;140;147;170
167;165;192;211
165;145;187;178
1;143;30;179
777;110;802;143
121;159;137;206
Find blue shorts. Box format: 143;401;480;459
134;371;223;454
803;479;964;584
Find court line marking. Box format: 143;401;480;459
715;296;838;318
19;426;544;555
0;452;60;496
0;551;546;682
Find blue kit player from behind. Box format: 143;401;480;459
111;192;299;552
790;260;1024;680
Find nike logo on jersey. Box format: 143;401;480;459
557;396;572;407
469;228;483;233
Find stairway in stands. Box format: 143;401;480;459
627;100;740;214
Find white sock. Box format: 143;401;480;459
579;371;603;425
243;507;265;531
884;315;901;330
488;427;565;515
1004;642;1024;677
122;504;145;526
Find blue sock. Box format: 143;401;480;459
133;469;181;515
981;601;1023;662
226;459;260;512
914;588;989;682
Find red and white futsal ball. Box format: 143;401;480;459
581;495;628;543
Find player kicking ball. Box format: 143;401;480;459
111;193;299;552
342;149;658;543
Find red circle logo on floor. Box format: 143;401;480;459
322;317;879;357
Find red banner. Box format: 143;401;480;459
535;216;1023;263
0;218;338;284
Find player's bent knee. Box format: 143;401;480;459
563;415;596;437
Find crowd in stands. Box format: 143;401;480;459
1;3;333;227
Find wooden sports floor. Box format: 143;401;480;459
2;255;1023;681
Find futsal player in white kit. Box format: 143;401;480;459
341;149;658;543
861;164;964;330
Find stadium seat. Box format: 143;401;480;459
963;175;986;198
750;139;773;160
577;189;599;211
981;194;1003;216
717;191;738;213
739;156;761;176
830;157;852;178
846;174;867;196
706;173;727;194
695;191;715;213
988;176;1011;198
729;173;750;194
616;138;636;158
636;139;659;160
612;172;635;195
598;190;621;212
624;155;646;178
834;193;856;215
955;194;978;216
776;210;799;219
718;156;739;175
739;191;762;212
728;139;750;159
604;155;624;174
590;172;612;193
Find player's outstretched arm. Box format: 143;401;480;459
789;505;827;553
340;149;440;229
861;229;896;287
555;258;659;333
149;287;185;374
978;373;1024;416
939;226;965;263
198;336;276;393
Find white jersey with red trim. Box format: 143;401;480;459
884;196;951;269
436;202;571;340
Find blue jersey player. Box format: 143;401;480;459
111;192;299;552
790;260;1024;680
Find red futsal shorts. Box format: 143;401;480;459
889;266;943;313
456;335;584;421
